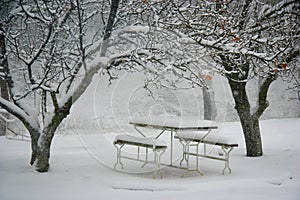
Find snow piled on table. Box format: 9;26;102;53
0;118;299;200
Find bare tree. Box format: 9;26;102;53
145;0;299;156
0;0;171;172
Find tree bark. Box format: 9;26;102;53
29;129;41;165
227;78;263;156
36;127;56;172
35;96;72;172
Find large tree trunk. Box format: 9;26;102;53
227;73;275;157
227;79;263;156
36;126;56;172
237;109;263;157
34;96;72;172
29;129;41;165
221;52;275;157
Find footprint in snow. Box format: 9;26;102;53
267;172;292;186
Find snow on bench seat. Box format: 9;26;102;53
175;130;238;174
175;131;238;147
114;134;167;149
113;134;167;178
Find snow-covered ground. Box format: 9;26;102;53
0;118;299;200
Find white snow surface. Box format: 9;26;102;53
0;118;300;200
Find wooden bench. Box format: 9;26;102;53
175;131;238;174
113;134;167;178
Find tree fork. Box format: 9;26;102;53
35;97;72;172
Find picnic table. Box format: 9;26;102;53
129;118;218;165
113;117;238;178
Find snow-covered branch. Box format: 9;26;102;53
0;97;39;131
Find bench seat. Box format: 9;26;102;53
175;131;238;147
114;134;167;149
113;134;167;178
175;131;238;174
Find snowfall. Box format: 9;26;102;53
1;74;300;200
0;117;299;200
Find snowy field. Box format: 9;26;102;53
0;118;300;200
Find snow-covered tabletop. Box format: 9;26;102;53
129;117;218;130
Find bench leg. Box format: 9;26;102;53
222;146;234;174
153;148;166;179
114;143;125;170
178;140;204;177
178;139;190;167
